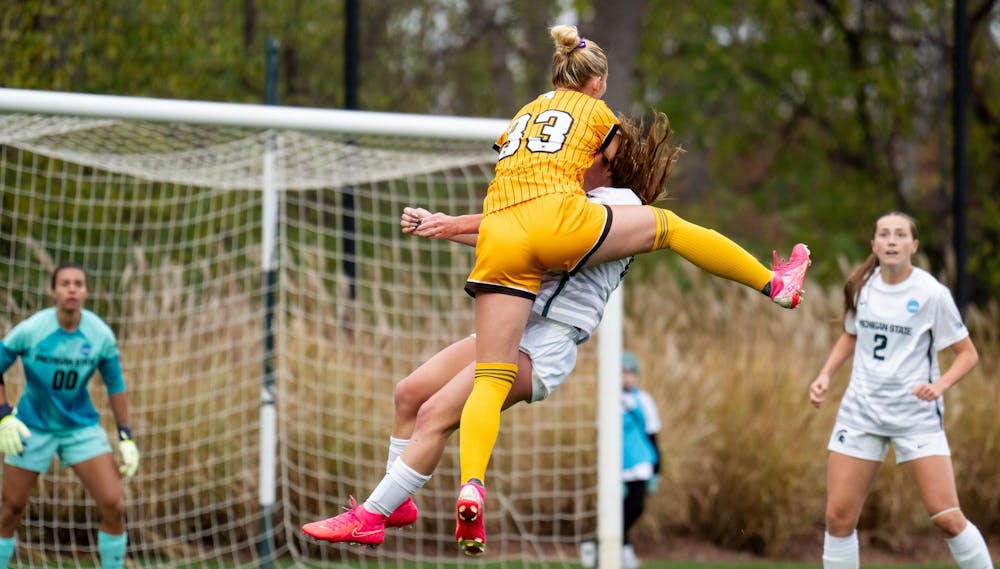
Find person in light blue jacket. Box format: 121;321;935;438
0;263;139;569
621;351;661;569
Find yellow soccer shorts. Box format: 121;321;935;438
465;192;611;299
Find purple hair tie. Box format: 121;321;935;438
578;38;587;48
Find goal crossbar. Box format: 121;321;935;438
0;87;508;140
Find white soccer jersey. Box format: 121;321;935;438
836;267;969;436
531;186;639;343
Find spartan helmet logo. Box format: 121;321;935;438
836;429;847;444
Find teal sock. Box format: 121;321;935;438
0;536;14;569
98;531;127;569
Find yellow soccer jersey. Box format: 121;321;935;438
483;90;619;214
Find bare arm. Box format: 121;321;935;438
809;331;857;408
912;336;979;401
400;207;481;247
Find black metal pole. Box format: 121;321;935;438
345;0;359;111
952;0;969;312
343;0;359;300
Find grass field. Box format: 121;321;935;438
27;558;975;569
675;561;957;569
293;562;961;569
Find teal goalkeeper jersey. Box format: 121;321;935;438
0;308;125;431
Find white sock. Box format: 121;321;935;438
822;530;859;569
386;436;409;473
364;459;431;516
946;521;994;569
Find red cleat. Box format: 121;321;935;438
301;497;386;546
385;497;419;528
770;243;811;308
455;482;486;556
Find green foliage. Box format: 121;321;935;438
2;3;1000;561
3;1;998;303
630;2;999;306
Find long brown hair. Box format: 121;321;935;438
610;111;683;205
843;211;918;316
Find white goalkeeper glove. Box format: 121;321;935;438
0;404;31;456
117;425;140;478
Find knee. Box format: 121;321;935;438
393;377;424;420
824;504;859;536
96;494;126;525
412;399;458;436
930;507;966;538
0;498;28;527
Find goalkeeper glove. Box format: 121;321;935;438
117;425;140;478
0;403;30;456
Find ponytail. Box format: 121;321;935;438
843;253;878;317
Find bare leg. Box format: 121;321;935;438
908;455;964;536
459;293;532;484
825;452;881;536
587;205;656;264
910;456;997;569
591;205;772;291
474;293;532;364
393;336;477;440
0;464;38;537
72;453;126;535
403;350;534;475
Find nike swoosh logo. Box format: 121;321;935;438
352;527;381;538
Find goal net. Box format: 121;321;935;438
0;90;604;569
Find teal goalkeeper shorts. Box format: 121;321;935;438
5;424;112;474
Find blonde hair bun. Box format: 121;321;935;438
550;24;581;54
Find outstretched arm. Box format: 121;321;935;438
400;207;481;247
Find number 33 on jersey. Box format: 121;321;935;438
483;89;618;215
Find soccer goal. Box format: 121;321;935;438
0;88;622;569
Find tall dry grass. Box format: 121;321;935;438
623;261;1000;556
5;253;995;560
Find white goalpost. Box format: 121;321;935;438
0;88;624;569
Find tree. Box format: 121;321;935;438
2;0;998;304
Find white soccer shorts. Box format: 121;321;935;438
827;422;951;464
518;316;586;403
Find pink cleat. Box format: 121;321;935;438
301;497;386;546
455;482;487;556
770;243;811;308
385;497;419;528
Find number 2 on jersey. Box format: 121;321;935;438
872;333;887;361
496;110;574;160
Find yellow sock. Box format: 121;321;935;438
459;362;517;484
649;206;772;291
